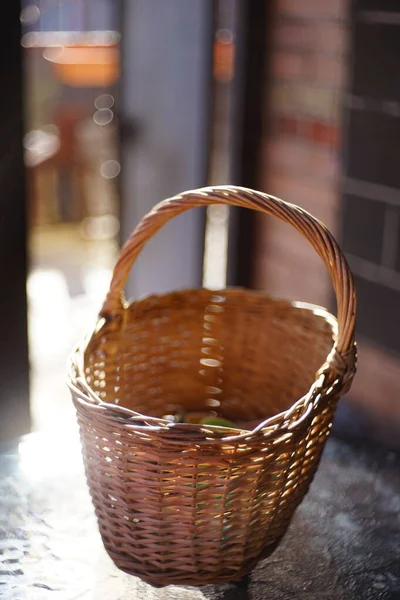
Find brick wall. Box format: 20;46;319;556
255;0;347;308
255;0;400;428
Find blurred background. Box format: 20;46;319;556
1;0;399;446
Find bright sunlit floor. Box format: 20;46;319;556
28;224;117;432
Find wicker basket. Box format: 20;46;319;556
69;186;357;587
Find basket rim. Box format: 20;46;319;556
68;287;350;444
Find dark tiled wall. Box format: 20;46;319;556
354;276;400;351
355;0;400;12
347;111;400;189
343;3;400;354
342;195;385;263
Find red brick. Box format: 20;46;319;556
310;121;340;148
311;145;340;180
255;211;332;304
256;251;330;307
272;20;310;51
258;216;322;268
271;51;346;88
273;21;347;56
276;0;348;21
276;115;299;136
296;117;312;140
271;51;307;80
260;173;339;232
314;55;347;88
275;116;340;148
263;137;340;182
255;172;339;305
269;82;342;124
315;23;348;55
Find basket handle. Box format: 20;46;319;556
100;185;356;371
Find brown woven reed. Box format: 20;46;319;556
68;185;357;587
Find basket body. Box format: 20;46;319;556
69;185;357;587
72;289;340;586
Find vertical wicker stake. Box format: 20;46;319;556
69;185;357;587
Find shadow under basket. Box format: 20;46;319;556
68;185;357;587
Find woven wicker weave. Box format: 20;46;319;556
69;185;357;587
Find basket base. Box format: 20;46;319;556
108;534;284;588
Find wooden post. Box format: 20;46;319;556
0;4;31;441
